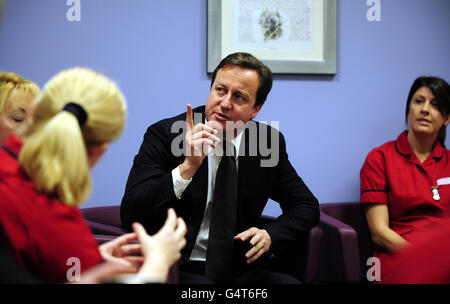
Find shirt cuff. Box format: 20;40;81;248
172;165;192;199
360;190;388;205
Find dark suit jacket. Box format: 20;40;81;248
121;106;319;266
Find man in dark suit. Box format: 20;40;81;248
121;52;319;283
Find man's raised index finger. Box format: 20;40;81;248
186;104;194;130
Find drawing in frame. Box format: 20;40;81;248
0;0;4;25
207;0;337;74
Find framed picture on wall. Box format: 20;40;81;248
0;0;4;25
207;0;337;74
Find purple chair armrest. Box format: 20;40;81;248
93;234;117;245
167;261;179;284
302;225;323;283
81;206;122;228
319;212;361;282
84;219;127;236
260;215;322;283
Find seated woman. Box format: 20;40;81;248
0;72;43;283
360;76;450;283
0;68;186;283
0;72;40;146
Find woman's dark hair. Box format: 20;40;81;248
405;76;450;147
210;52;273;108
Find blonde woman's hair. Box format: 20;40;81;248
19;68;127;206
0;71;40;115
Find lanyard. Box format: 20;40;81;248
1;145;18;159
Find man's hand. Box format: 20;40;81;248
234;227;272;264
179;104;220;180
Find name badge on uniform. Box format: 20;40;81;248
432;177;450;202
437;177;450;186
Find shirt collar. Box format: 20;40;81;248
395;130;445;164
205;118;243;161
231;129;243;159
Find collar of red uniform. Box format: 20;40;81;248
395;130;444;163
2;134;24;157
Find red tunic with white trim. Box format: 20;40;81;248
0;135;103;283
360;131;450;281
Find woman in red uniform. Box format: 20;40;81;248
360;76;450;283
0;72;40;146
0;68;186;283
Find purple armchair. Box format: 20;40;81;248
318;202;374;283
82;206;127;237
82;206;322;283
259;215;322;283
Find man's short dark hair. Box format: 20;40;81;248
211;52;273;108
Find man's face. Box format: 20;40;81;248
205;64;262;136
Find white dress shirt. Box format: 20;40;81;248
171;127;242;262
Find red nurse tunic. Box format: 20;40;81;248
360;131;450;282
0;135;103;283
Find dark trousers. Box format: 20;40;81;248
179;261;300;284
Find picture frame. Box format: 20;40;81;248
0;0;4;25
207;0;337;74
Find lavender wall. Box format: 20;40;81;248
1;0;449;216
